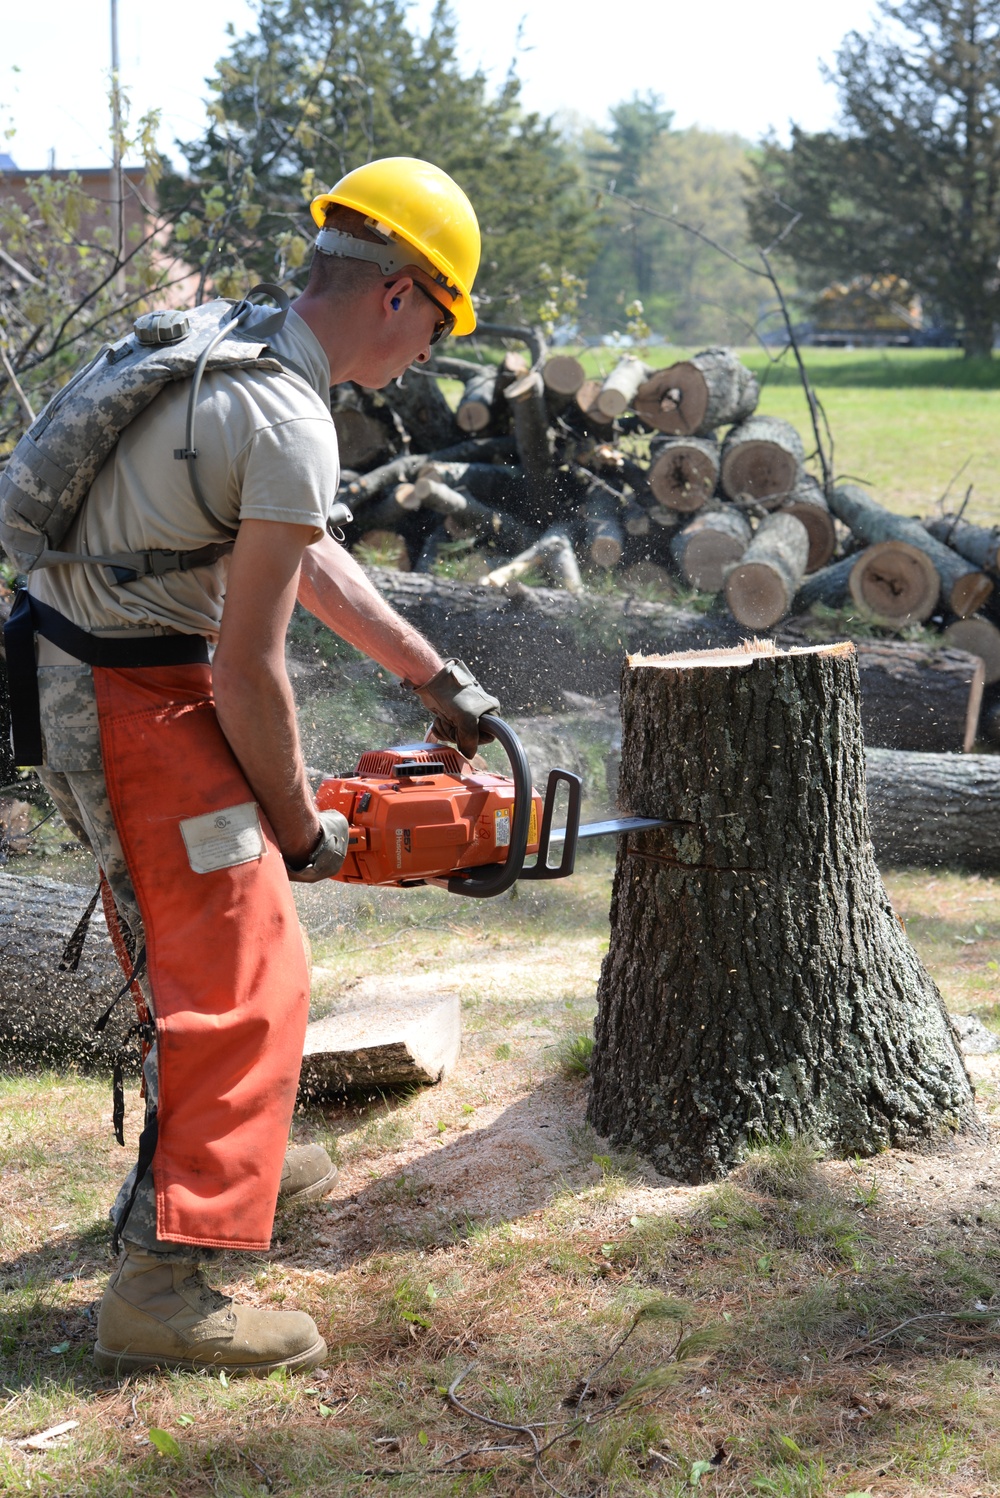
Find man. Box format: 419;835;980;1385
3;157;499;1375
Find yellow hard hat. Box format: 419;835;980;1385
310;157;480;336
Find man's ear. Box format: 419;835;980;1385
381;276;414;317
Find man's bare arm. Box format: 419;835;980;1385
297;532;443;685
214;518;321;866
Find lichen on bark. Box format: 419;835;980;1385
587;641;975;1184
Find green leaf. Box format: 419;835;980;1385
148;1428;181;1458
400;1310;431;1328
318;1404;334;1418
418;1430;429;1447
47;1341;70;1354
689;1460;714;1485
176;1414;195;1427
778;1434;803;1456
218;1369;229;1388
266;1367;289;1384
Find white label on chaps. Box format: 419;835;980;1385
180;802;265;874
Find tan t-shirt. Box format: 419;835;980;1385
29;307;338;640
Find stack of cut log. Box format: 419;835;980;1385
332;333;1000;740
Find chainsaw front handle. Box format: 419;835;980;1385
446;716;532;899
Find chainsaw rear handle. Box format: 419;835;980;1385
446;716;583;899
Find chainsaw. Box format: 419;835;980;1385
315;716;664;899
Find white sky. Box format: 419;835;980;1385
2;0;880;173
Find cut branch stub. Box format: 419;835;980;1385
648;435;720;512
633;348;759;436
942;616;1000;685
831;484;992;618
595;355;651;419
723;512;809;630
455;369;497;433
588;640;975;1183
849;541;940;624
719;415;804;506
579;488;625;570
542;353;587;396
779;476;836;573
573;378;615;436
670;508;752;592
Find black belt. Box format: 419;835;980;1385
3;590;211;767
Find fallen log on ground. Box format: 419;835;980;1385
633;348;759;435
719;415;804;506
831;484;993;618
865;749;1000;871
925;516;1000;574
588;639;974;1182
723;511;809;630
0;871;135;1068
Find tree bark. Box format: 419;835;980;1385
719;415;804;506
380;369;460;452
595;355;651;419
633;348;759;436
648;434;720;512
794;554;855;612
831;484;993;617
455;369;497;433
588;640;975;1183
670;508;752;592
505;370;556;521
343;439;518;505
848;541;941;624
0;871;138;1069
925;516;1000;574
579;489;625;570
942;616;1000;685
865;749;1000;872
724;512;809;630
851;641;984;753
779;476;836;573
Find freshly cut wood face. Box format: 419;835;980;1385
724;562;790;630
721;439;799;504
629;640;855;668
648;440;718;510
542;354;586;395
849;540;939;623
633;363;707;434
943;616;1000;684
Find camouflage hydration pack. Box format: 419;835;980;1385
0;285;291;584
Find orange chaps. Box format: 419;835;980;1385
93;664;310;1251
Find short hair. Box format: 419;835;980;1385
304;202;386;298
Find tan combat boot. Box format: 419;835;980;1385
94;1249;327;1376
278;1143;339;1204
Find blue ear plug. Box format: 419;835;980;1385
391;296;401;311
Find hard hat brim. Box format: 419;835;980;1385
310;190;477;336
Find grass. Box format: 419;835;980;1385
4;846;1000;1495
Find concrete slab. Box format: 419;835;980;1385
299;977;461;1096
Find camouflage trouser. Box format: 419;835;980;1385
38;662;211;1260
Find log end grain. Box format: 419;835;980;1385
849;540;939;624
649;438;719;511
455;401;492;433
949;570;995;619
633;363;706;435
943;616;1000;685
542;354;587;395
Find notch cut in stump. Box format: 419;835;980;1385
588;640;975;1183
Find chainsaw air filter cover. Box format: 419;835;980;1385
316;743;542;889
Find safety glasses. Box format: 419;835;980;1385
410;279;456;345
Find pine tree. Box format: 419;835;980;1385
162;0;596;325
747;0;1000;358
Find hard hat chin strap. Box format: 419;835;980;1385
314;226;456;301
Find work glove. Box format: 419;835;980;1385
284;809;349;883
406;658;500;759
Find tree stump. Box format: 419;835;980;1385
724;512;809;629
588;640;975;1182
648;435;720;512
779;476;836;573
719;415;804;505
831;484;992;617
670;508;752;592
633;349;759;436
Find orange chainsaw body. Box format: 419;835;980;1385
316;743;542;888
